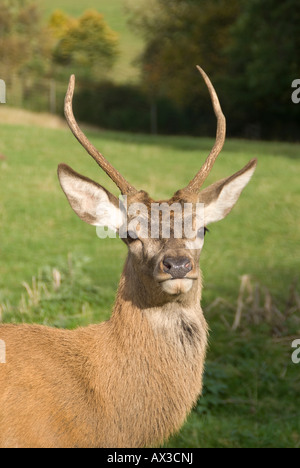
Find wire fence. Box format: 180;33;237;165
3;75;66;115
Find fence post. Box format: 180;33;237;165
150;98;158;135
49;79;56;114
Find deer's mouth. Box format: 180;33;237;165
158;277;196;295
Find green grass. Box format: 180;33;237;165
37;0;143;82
0;121;300;447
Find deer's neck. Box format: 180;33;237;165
99;257;208;447
110;257;206;353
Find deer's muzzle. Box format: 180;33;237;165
162;257;193;279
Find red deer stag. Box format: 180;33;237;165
0;67;257;448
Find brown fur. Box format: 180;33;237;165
0;257;208;448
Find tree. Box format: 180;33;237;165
49;10;119;83
226;0;300;138
128;0;300;139
0;0;50;80
128;0;239;106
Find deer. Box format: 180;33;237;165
0;67;257;448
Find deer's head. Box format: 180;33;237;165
58;68;257;299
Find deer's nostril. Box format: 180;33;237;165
163;259;173;272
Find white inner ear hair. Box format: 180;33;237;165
204;167;255;225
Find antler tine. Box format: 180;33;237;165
64;75;137;195
184;66;226;193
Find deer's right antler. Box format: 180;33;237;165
182;66;227;193
64;75;137;196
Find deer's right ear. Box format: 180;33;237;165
198;159;257;226
58;164;124;231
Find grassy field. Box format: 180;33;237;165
0;116;299;447
37;0;143;82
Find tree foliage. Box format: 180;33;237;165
128;0;300;139
227;0;300;137
128;0;239;104
0;0;50;79
49;9;119;82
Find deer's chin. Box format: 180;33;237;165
161;278;194;296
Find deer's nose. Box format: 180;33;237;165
162;257;193;279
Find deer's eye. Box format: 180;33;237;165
197;227;209;238
126;230;139;243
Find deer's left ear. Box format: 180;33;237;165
198;159;257;225
58;164;125;231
